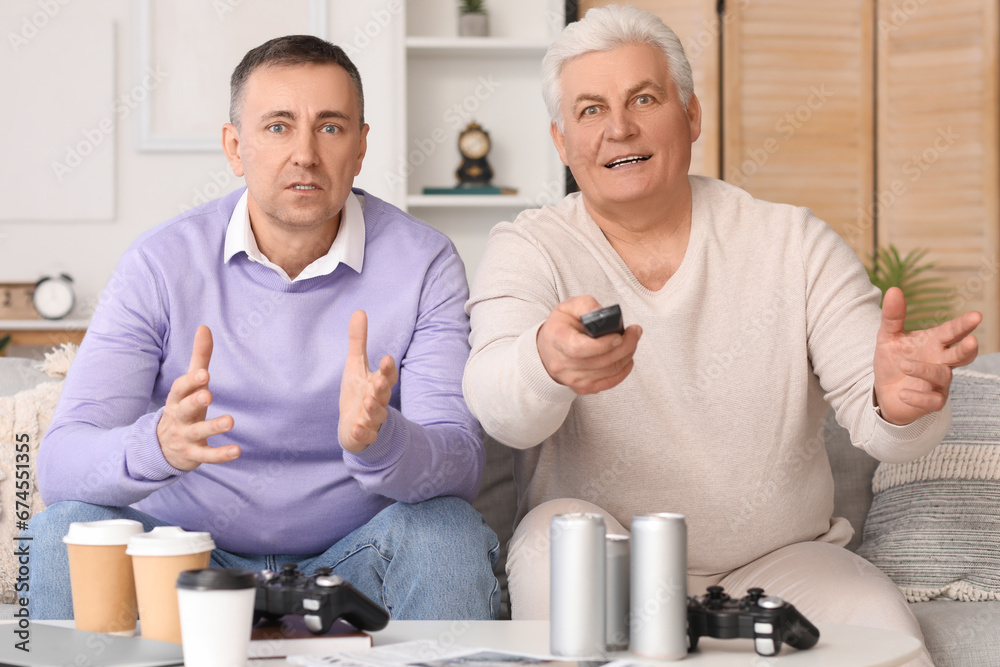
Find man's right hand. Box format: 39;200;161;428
537;296;642;395
156;325;239;471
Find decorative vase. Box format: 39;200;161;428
459;13;488;37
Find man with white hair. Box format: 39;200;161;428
462;5;979;662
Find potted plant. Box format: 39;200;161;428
459;0;488;37
0;335;9;357
866;245;952;331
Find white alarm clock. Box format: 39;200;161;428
33;274;76;320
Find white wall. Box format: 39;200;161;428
0;0;404;319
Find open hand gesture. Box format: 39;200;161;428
156;325;239;470
873;287;981;425
338;310;399;453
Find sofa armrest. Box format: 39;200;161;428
0;357;50;398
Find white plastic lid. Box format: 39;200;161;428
62;519;144;546
126;526;215;557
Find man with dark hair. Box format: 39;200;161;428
30;35;499;620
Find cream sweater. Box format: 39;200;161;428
464;176;949;576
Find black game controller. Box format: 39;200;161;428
581;304;624;337
254;563;389;634
687;586;820;657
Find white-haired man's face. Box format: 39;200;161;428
551;43;700;219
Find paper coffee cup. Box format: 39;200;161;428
177;568;257;667
63;519;145;635
127;526;214;644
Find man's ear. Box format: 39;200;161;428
354;123;370;177
222;123;245;177
550;122;569;166
687;93;702;144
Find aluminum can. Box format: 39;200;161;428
605;534;630;651
550;513;606;657
629;513;687;659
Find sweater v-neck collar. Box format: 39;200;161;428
577;175;705;298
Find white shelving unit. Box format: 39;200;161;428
406;37;551;58
0;318;90;349
401;0;567;280
407;194;539;208
0;319;91;331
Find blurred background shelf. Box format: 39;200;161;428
0;319;89;347
407;194;537;208
400;0;567;281
406;37;551;57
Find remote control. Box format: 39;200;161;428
581;304;624;337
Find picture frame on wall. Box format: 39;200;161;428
135;0;328;152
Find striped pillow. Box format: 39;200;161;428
858;369;1000;602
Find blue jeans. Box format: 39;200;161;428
26;496;500;621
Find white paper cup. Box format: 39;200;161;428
126;526;215;644
63;519;145;635
176;568;257;667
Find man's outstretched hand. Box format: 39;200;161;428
338;310;399;454
156;325;239;470
874;287;981;425
537;295;642;395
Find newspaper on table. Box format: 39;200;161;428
287;640;613;667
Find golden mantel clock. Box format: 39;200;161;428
456;122;494;187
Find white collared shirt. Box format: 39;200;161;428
223;189;366;281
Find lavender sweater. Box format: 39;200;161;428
39;188;484;555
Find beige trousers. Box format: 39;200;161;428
507;498;933;667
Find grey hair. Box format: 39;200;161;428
542;4;694;131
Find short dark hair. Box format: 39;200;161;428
229;35;365;129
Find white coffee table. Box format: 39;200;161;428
30;619;920;666
255;619;921;666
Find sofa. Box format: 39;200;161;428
3;350;999;665
825;354;1000;665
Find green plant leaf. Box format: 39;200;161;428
459;0;486;14
866;244;953;331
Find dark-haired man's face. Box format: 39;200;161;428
223;63;368;239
